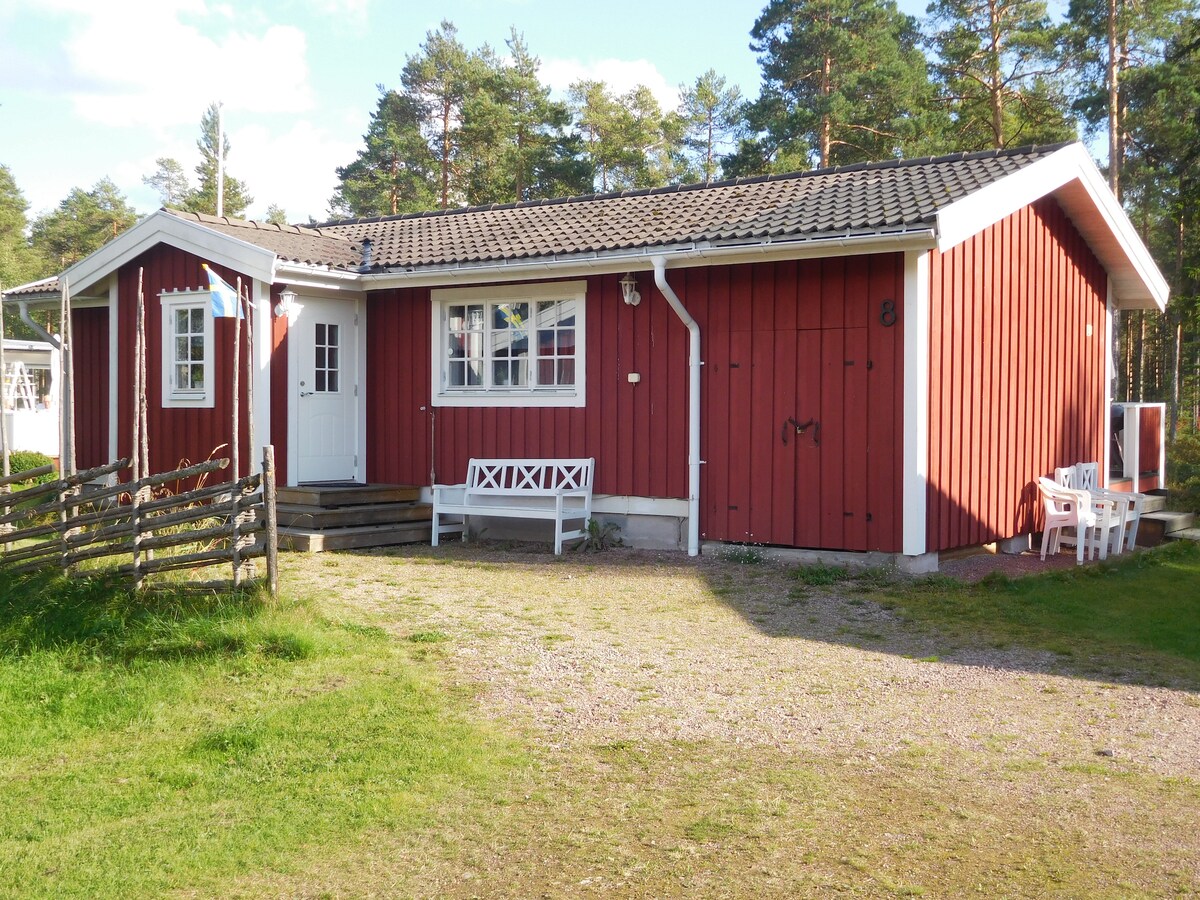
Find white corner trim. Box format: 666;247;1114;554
902;249;930;557
107;275;119;464
286;305;299;488
936;143;1168;310
252;279;272;472
355;295;367;483
62;210;277;298
1103;281;1114;489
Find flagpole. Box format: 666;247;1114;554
216;101;225;218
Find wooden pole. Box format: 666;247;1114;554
132;270;142;485
64;278;76;477
263;444;278;598
231;280;242;584
139;271;149;481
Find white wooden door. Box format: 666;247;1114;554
296;298;359;483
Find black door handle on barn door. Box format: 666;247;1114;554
781;417;818;446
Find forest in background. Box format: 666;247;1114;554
1;0;1198;435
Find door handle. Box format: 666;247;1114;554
300;391;314;397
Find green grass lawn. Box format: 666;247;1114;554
805;540;1200;684
0;571;514;898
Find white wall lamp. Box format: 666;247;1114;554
620;272;641;307
274;288;302;321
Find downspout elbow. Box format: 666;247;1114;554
17;300;61;349
652;256;702;557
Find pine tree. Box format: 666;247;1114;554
736;0;940;172
30;178;138;269
183;102;253;218
1067;0;1190;198
679;70;744;182
459;31;590;204
0;165;40;287
331;87;437;217
925;0;1076;149
401;21;479;209
569;80;687;191
142;157;191;207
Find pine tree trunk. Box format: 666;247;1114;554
1107;0;1120;198
820;53;832;167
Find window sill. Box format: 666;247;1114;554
433;391;585;409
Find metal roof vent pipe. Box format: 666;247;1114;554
359;238;373;272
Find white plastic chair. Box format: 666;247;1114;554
1054;463;1125;560
1037;477;1096;565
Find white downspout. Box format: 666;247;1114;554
652;256;701;557
17;300;61;349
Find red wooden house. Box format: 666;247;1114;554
5;141;1168;569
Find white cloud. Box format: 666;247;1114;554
540;57;679;111
55;2;313;128
227;121;361;223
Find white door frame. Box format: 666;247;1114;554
286;291;367;486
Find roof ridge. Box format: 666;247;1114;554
314;141;1072;230
163;207;355;243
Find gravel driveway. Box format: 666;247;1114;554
294;546;1200;780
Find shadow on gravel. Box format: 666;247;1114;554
342;539;1200;693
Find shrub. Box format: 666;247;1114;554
1167;432;1200;513
3;450;56;485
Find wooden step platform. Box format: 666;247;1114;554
1137;510;1196;547
277;484;421;507
276;483;430;553
279;521;432;552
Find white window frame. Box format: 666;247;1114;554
160;291;215;409
430;281;586;408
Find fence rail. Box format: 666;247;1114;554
0;446;279;594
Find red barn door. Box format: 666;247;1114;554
705;323;871;550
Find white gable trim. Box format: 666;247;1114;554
62;210;277;297
936;143;1168;311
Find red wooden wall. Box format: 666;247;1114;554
72;307;109;469
927;196;1108;551
366;256;906;552
115;245;253;486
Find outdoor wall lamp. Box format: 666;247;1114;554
274;288;302;320
620;272;641;307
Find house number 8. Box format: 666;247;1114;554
879;300;897;327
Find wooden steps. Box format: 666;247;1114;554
276;483;431;552
1137;509;1196;547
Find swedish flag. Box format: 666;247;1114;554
203;264;243;318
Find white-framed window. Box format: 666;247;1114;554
160;291;215;409
431;281;586;408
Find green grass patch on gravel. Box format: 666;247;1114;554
0;569;512;898
878;541;1200;682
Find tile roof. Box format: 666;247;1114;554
312;142;1071;272
1;276;60;299
164;209;361;269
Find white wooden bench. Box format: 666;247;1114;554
431;458;595;554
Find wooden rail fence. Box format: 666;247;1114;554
0;446;279;594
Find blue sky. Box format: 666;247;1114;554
1;0;929;224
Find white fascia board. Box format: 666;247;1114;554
361;230;937;291
936;143;1168;311
62;211;277;297
274;262;365;291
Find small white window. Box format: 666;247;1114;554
431;281;586;408
160;291;215;408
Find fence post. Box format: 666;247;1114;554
130;481;144;591
263;445;278;598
